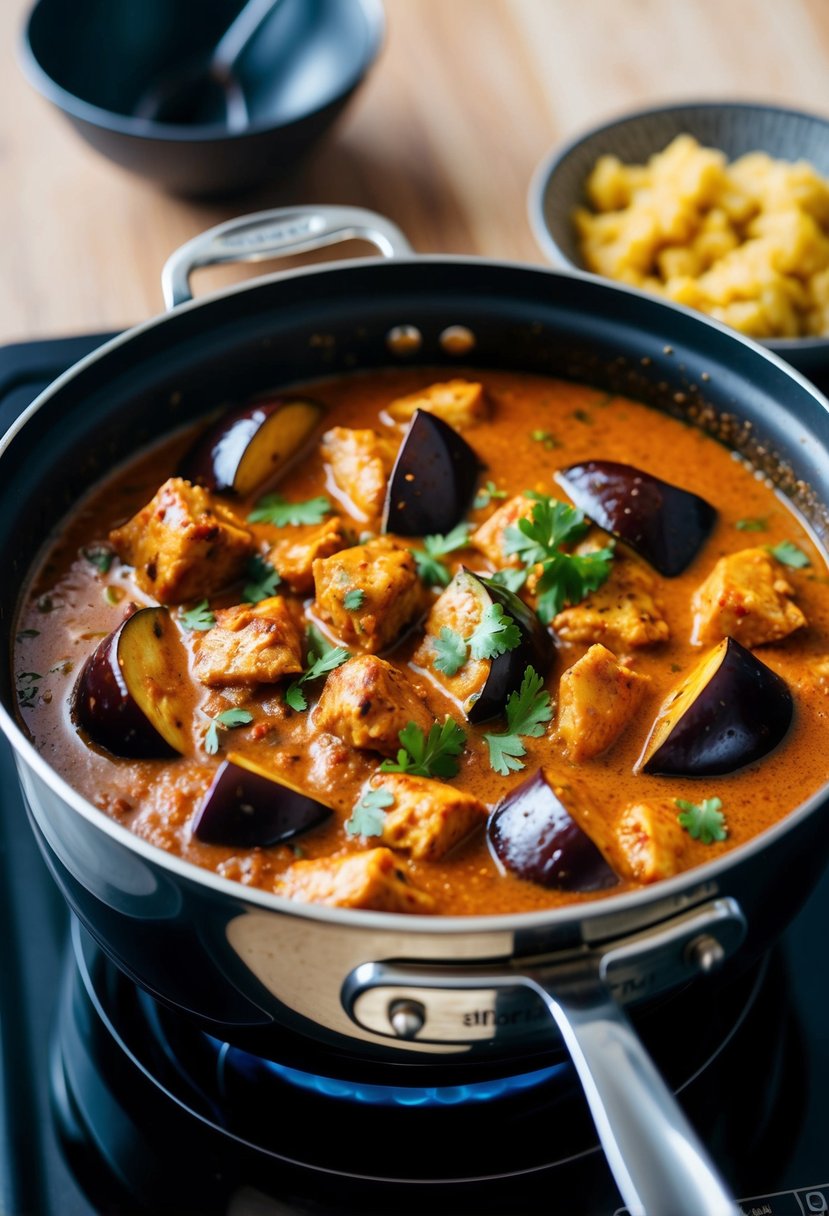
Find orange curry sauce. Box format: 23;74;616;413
13;368;829;915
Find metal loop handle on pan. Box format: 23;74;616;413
161;205;413;309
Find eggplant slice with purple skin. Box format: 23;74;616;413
488;769;619;892
382;409;480;536
556;460;717;576
193;751;332;848
639;635;793;777
72;607;189;758
467;571;553;723
179;396;325;496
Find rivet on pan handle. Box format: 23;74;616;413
161;206;414;310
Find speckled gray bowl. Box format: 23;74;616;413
529;101;829;382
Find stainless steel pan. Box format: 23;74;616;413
3;207;829;1216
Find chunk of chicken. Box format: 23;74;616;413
373;773;486;861
109;478;254;604
607;801;688;884
553;553;670;650
471;495;535;568
313;537;426;652
192;596;304;687
385;379;489;429
320;427;397;519
278;848;435;913
313;656;435;749
412;572;489;710
314;655;435;754
268;517;354;594
556;644;650;761
691;547;807;647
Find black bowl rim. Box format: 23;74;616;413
18;0;385;143
527;97;829;354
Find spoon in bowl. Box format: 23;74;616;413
133;0;284;129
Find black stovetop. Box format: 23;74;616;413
1;333;829;1216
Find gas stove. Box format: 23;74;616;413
1;334;828;1216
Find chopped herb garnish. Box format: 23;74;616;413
504;494;614;622
243;554;281;603
467;602;522;661
530;429;558;450
345;787;395;837
247;494;332;527
768;540;810;569
431;603;521;677
490;567;528;594
735;517;768;532
204;708;253;754
16;671;43;709
675;797;728;845
343;588;365;611
285;644;351;711
380;719;466;779
16;629;40;640
473;480;508;510
484;666;553;775
412;524;473;588
181;599;216;631
36;595;55;614
82;543;114;574
433;626;469;676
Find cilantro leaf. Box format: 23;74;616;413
343;588;365;611
17;671;42;709
204;707;253;754
675;797;728;845
467;602;522;661
412;524;473;587
490;567;528;594
243;554;281;603
380;719;466;779
735;517;768;532
215;708;254;728
504;495;614;624
285;643;351;712
768;540;810;569
285;683;308;712
304;646;351;683
534;546;615;621
473;480;508;510
248;494;332;527
345;787;395;837
81;543;115;574
484;666;553;775
180;599;216;631
433;626;468;676
503;496;589;566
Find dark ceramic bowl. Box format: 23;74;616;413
20;0;384;198
529;101;829;381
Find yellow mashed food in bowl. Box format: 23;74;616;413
574;134;829;339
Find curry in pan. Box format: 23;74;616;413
13;369;829;914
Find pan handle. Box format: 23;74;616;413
522;966;739;1216
161;206;413;310
345;898;744;1215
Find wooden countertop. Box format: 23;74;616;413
3;0;829;343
